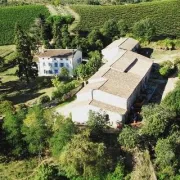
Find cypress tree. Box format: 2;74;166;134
14;23;38;83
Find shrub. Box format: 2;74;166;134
39;95;50;104
156;38;175;50
159;60;174;77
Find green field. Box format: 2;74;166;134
71;0;180;37
0;5;49;45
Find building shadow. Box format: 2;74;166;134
138;48;154;58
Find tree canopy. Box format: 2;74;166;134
59;130;106;179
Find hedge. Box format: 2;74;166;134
71;0;180;38
0;5;49;45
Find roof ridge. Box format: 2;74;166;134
118;37;128;47
109;50;127;68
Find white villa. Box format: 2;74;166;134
69;38;153;128
37;49;82;76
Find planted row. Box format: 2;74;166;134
71;0;180;38
0;5;49;45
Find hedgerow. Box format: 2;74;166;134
0;5;49;45
71;0;180;38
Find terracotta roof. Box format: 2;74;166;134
90;100;126;114
38;49;77;58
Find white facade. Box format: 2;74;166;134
71;105;124;128
38;49;82;76
77;89;128;110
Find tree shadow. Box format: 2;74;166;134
7;91;45;105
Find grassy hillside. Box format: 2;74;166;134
71;0;180;38
0;5;49;45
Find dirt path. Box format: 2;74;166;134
64;6;80;33
46;4;58;15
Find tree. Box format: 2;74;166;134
50;116;75;157
59;130;106;179
155;138;176;172
3;109;27;157
141;104;176;139
162;88;180;115
87;29;103;51
87;110;109;135
0;100;14;115
29;14;52;48
14;24;38;83
159;60;174;77
117;19;128;36
22;105;50;155
101;19;118;40
132;18;156;42
51;76;61;89
61;24;71;48
34;164;65;180
75;64;90;80
87;51;102;75
106;163;125;180
118;126;140;149
60;67;69;78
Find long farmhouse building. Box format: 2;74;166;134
70;38;153;128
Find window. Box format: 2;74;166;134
60;58;63;60
54;58;56;60
66;63;69;68
54;70;58;74
60;63;64;67
66;58;68;61
44;70;46;74
48;63;52;67
49;70;52;74
43;62;46;66
54;63;58;67
77;58;81;63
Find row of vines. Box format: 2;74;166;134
71;0;180;38
0;5;49;45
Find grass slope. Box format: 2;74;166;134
0;5;49;45
71;0;180;37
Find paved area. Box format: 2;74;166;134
56;100;77;117
162;77;178;99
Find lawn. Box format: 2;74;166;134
0;45;15;57
151;50;180;63
0;66;55;105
